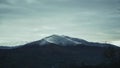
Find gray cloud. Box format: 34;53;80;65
0;0;8;4
0;0;120;46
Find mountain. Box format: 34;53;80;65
23;34;116;47
31;35;88;46
0;35;120;68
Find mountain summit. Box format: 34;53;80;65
26;35;115;47
39;35;85;46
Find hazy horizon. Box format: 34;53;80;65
0;0;120;46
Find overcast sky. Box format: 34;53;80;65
0;0;120;46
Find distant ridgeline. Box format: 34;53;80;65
0;35;120;68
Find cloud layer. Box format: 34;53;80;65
0;0;120;46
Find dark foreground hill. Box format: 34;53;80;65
0;35;120;68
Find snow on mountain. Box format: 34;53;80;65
37;35;115;47
39;35;82;46
62;35;89;44
5;35;118;48
111;40;120;47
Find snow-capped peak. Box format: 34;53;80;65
40;35;82;46
37;35;117;47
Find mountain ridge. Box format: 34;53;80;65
0;35;118;48
21;35;118;48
